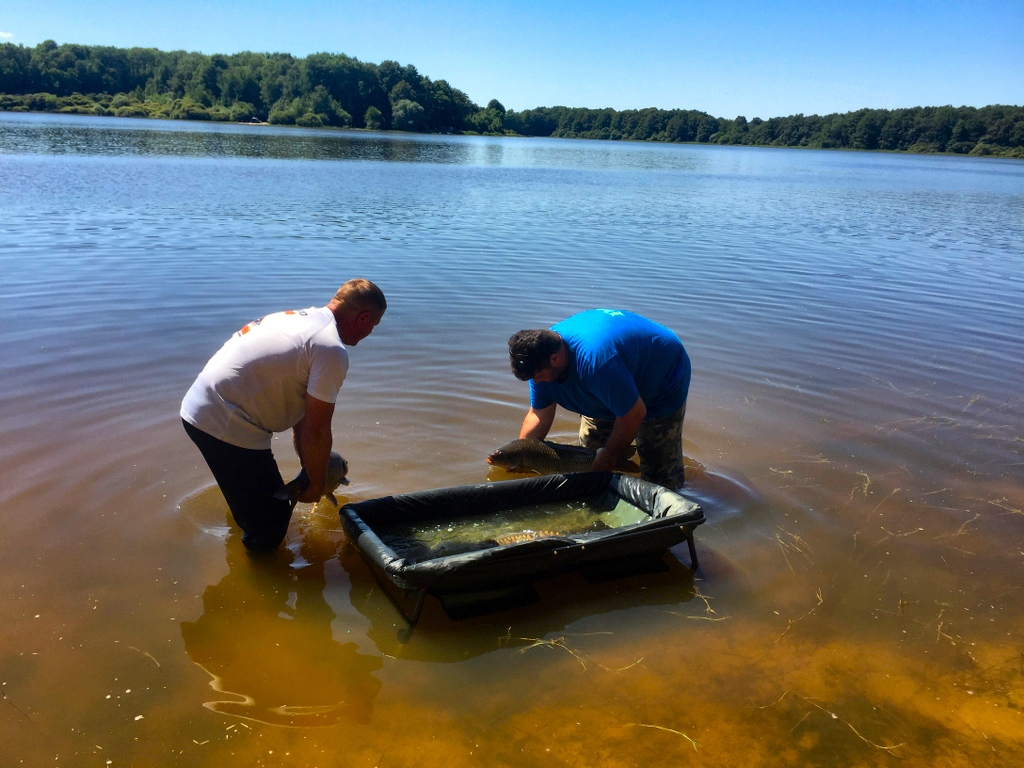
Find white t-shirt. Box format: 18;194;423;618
181;306;349;450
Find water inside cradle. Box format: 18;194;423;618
377;494;651;561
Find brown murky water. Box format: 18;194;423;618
2;113;1023;766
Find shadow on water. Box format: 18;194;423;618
179;522;382;728
176;449;762;678
677;455;764;526
327;454;763;662
338;542;703;663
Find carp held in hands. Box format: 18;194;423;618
487;438;637;475
275;451;350;506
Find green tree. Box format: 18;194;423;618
426;79;476;132
0;43;35;93
391;99;424;131
295;111;324;127
268;96;302;125
305;51;387;127
169;96;210;120
307;85;352;127
390;80;416;103
364;105;383;130
229;101;258;121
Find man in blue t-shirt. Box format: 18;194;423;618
507;309;691;488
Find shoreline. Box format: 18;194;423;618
2;106;1021;161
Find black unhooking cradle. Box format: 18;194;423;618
339;472;705;639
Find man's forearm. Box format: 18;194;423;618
297;424;332;495
292;395;337;501
591;398;646;471
519;405;556;440
603;419;641;459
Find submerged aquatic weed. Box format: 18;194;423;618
986;497;1023;516
876;525;925;546
850;472;872;501
935;512;981;541
775;589;824;644
796;695;906;754
774;527;814;573
693;585;717;615
128;646;161;668
516;636;587;669
759;691;905;754
962;394;982;411
599;657;644;673
627;723;698;750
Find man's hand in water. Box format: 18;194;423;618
589;397;646;472
292;395;335;502
590;447;617;472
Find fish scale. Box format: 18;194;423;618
494;530;562;545
487;438;637;474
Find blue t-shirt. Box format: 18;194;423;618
529;309;690;421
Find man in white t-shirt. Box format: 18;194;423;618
182;279;386;552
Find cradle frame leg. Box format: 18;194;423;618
686;533;699;571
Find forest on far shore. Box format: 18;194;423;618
2;41;1022;158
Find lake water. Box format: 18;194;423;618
1;112;1023;766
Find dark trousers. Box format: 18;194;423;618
183;419;293;552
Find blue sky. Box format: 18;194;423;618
1;1;1021;117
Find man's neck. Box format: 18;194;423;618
556;341;571;382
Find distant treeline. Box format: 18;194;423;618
511;105;1024;158
0;40;477;131
2;41;1022;158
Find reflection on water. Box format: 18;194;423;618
181;513;381;728
1;113;1023;766
340;543;700;664
0;112;707;171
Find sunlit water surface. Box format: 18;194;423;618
2;113;1023;767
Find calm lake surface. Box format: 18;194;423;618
2;112;1023;766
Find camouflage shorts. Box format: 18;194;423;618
579;403;686;489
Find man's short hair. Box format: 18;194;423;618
508;329;561;381
333;279;387;314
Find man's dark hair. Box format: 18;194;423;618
508;329;562;381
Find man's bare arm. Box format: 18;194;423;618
590;397;646;471
519;404;557;440
291;395;335;503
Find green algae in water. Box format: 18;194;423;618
378;494;650;562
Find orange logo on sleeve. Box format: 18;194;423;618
237;316;264;336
